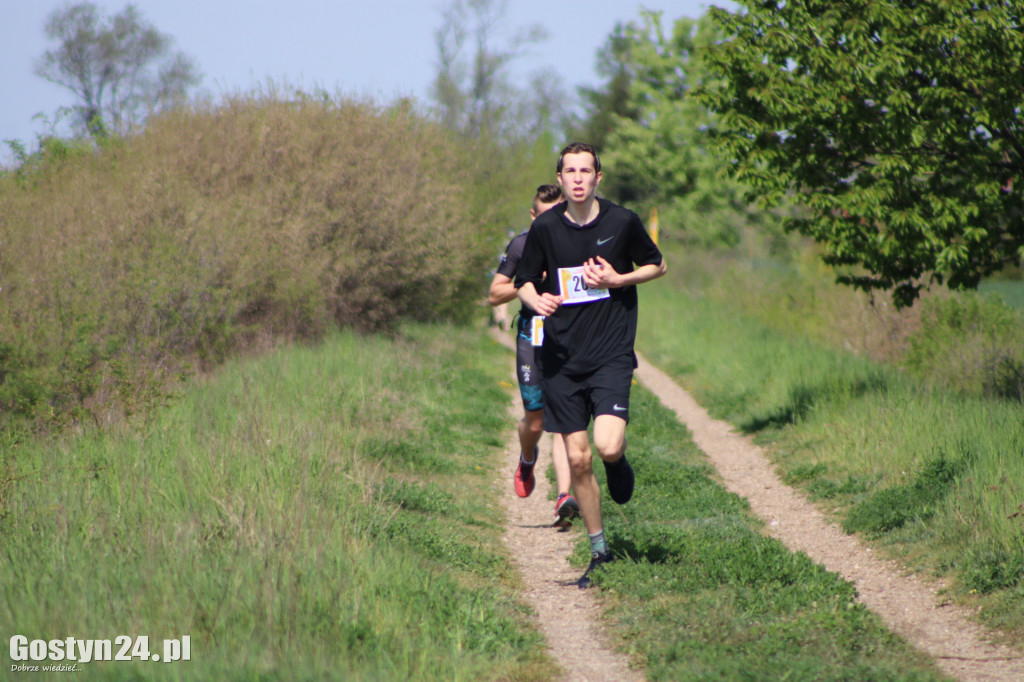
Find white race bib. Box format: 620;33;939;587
557;266;610;305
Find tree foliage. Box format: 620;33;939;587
34;2;200;137
700;0;1024;306
572;28;641;159
576;11;769;247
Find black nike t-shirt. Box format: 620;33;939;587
514;198;663;375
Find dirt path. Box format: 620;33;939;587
494;329;644;681
492;328;1024;681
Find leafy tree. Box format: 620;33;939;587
34;2;200;137
572;28;640;158
430;0;568;143
578;11;766;247
700;0;1024;306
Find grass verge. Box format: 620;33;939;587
636;244;1024;642
0;325;553;681
0;313;984;680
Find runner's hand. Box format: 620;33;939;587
533;292;564;316
583;256;619;288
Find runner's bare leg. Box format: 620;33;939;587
551;431;571;494
565;431;602;534
592;414;627;464
518;409;544;463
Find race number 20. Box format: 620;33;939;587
557;266;610;305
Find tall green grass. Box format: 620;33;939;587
0;325;553;681
638;242;1024;638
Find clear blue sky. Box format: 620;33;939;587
2;0;735;158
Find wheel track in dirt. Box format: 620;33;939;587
492;328;1024;681
494;328;644;682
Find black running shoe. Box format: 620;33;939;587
577;550;614;589
604;455;634;504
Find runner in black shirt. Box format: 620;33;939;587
515;142;666;588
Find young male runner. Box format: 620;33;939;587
488;184;580;527
515;142;666;587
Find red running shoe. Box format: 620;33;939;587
513;451;536;497
553;493;580;527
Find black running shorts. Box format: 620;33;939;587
542;354;634;434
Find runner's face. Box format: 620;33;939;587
557;152;601;205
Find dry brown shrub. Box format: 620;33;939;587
0;90;492;430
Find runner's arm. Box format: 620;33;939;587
517;281;563;317
583;256;667;289
488;273;518;306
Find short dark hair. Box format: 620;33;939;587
557;142;601;173
534;183;563;204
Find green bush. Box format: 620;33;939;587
960;547;1024;594
903;292;1024;401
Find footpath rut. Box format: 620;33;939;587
495;328;643;682
492;328;1024;681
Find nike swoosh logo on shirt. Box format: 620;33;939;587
597;236;614;245
613;404;627;411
